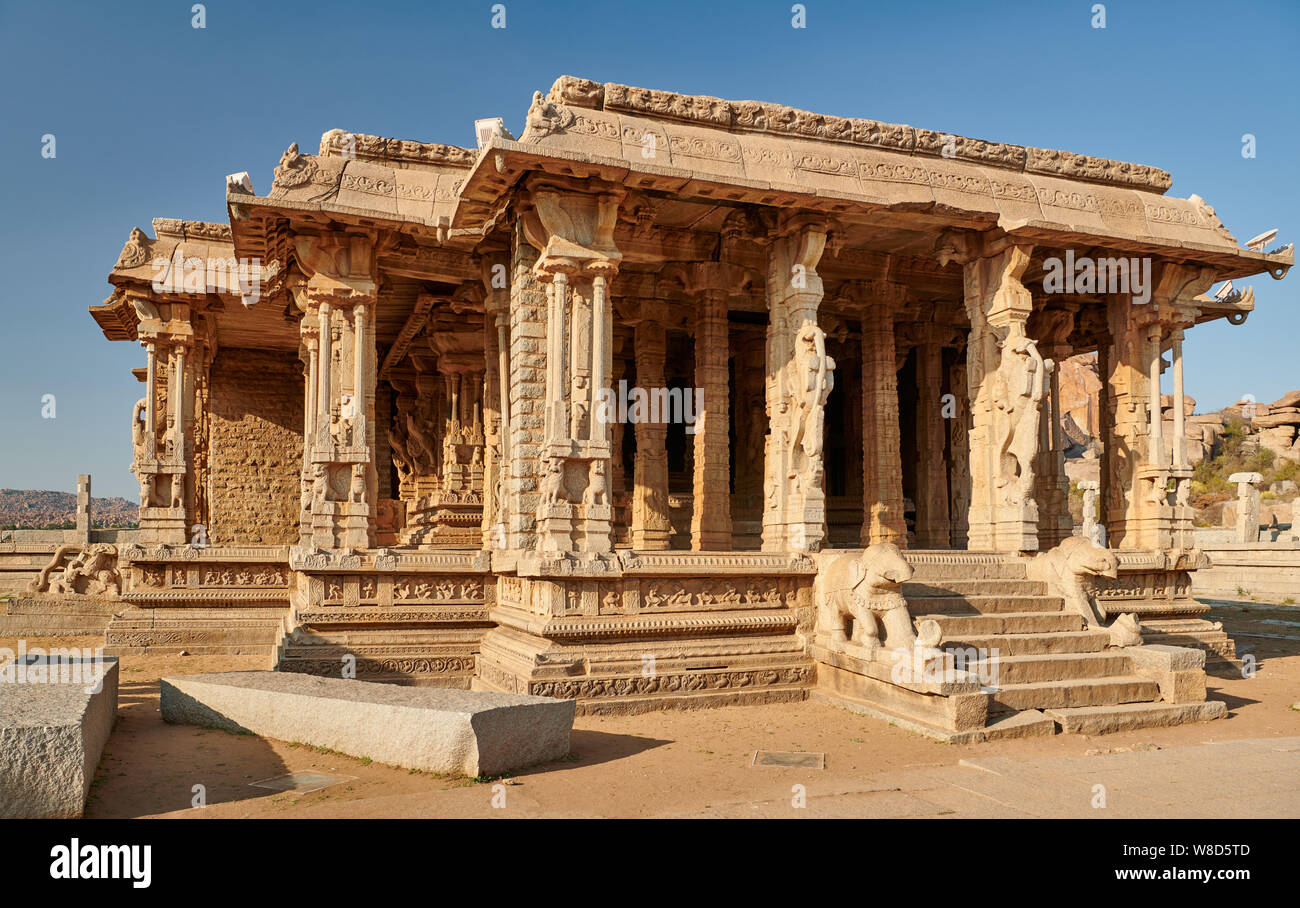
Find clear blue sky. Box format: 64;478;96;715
1;0;1296;499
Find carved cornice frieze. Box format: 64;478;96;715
537;76;1172;193
287;546;491;573
318;129;476;168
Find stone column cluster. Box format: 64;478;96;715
131;298;196;545
1099;263;1213;550
481;257;511;549
294;234;379;551
515;179;625;557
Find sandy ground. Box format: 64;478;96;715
4;599;1298;818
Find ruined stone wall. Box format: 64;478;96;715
207;348;304;544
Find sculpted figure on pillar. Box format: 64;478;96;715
941;232;1041;552
993;325;1047;507
762;213;833;553
787;323;836;484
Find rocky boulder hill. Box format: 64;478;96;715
0;489;139;529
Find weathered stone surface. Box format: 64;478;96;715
160;671;574;776
1046;700;1226;735
0;656;118;818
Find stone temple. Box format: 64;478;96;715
59;76;1294;738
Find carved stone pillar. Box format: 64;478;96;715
631;301;671;550
1036;355;1072;548
857;280;907;547
762;215;834;553
678;264;748;550
298;332;318;546
294;234;379;551
504;229;546;550
1100;263;1214;550
948;356;971;548
518;177;624;557
481;259;510;550
1031;309;1076;550
131;298;195;545
1169;323;1195;550
953;239;1042;552
913;332;950;548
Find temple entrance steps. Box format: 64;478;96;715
0;596;115;637
899;552;1227;737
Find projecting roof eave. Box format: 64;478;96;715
90;294;138;342
226;188;484;262
1001;221;1294;282
453;137;1290;284
92;219;247;342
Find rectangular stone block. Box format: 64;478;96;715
0;655;119;818
1123;643;1205;672
1164;669;1207;704
160;671;574;777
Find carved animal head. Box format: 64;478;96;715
1058;536;1119;581
855;542;914;593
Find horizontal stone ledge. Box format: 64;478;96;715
121;545;291;563
160;671;574;777
123;591;290;604
493;607;800;639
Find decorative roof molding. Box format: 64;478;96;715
151;218;233;244
540;75;1173;194
318;128;476;168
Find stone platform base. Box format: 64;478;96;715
161;671;574;776
105;606;287;664
811;644;990;742
474;614;812;717
0;596;116;637
0;655;118;817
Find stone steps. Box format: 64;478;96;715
975;651;1132;685
909;594;1066;616
942;629;1112;656
922;611;1086;636
904;555;1029;583
895;560;1228;737
902;579;1046;597
989;675;1161;713
1045;700;1228;735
